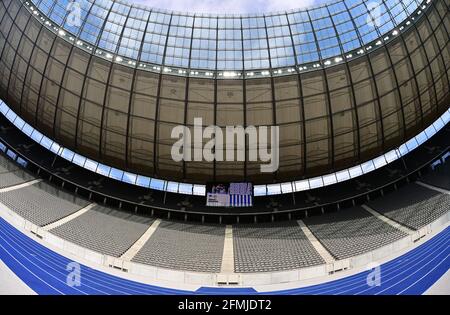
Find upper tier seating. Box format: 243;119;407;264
421;162;450;191
0;181;90;226
51;205;154;257
367;183;450;230
0;149;448;273
0;154;19;173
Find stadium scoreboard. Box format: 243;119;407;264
206;182;253;207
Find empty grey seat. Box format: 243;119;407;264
0;169;35;188
233;222;325;273
367;183;450;230
0;181;90;226
421;163;450;190
132;221;225;273
51;205;153;257
304;207;406;260
0;154;19;173
0;144;448;274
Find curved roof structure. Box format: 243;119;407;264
0;0;448;187
33;0;422;71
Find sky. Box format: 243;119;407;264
129;0;326;14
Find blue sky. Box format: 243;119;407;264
130;0;325;14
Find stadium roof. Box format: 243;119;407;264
0;0;448;187
32;0;422;72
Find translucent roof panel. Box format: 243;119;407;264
30;0;421;71
132;0;330;14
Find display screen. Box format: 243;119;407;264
206;182;253;207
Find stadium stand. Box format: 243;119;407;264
0;181;90;226
420;162;450;191
0;0;448;295
303;207;407;260
0;108;448;221
50;205;154;257
233;222;325;272
0;155;34;188
132;221;225;273
0;140;448;273
367;183;450;230
0;169;34;188
0;154;19;173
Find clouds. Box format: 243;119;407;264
130;0;319;14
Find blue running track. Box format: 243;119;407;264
0;217;448;295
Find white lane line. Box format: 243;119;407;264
351;237;448;295
0;202;175;293
0;256;36;295
2;214;448;295
0;224;95;295
324;240;447;295
42;203;96;231
316;230;449;295
329;237;444;295
0;220;156;294
398;254;450;295
424;268;450;295
339;232;449;295
376;243;449;295
0;220;132;294
0;241;64;295
120;219;161;261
